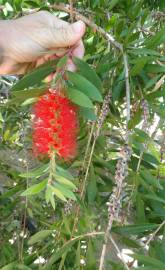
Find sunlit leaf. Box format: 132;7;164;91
67;71;103;102
21;179;47;196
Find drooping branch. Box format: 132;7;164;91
52;3;131;139
51;5;132;267
52;3;123;51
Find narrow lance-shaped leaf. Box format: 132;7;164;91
19;164;49;178
67;71;103;102
21;179;48;196
28;230;53;245
50;185;67;202
56;165;74;181
43;235;90;269
54;183;77;201
45;185;56;210
12;62;56;91
144;27;165;48
130;254;165;269
67;87;94;108
79;107;97;121
73;57;102;91
54;173;76;189
113;223;158;235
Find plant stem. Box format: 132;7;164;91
49;151;56;184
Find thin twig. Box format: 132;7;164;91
109;235;130;270
145;220;165;247
71;93;111;235
19;122;29;263
129;219;165;268
69;0;74;23
136;118;161;173
99;215;114;270
149;74;165;94
81;121;96;172
71;121;96;235
123;53;131;143
80;137;96;199
157;130;165;181
52;3;122;51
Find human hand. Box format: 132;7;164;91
0;11;85;75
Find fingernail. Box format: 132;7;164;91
72;20;85;34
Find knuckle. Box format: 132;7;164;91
38;10;51;17
60;27;73;44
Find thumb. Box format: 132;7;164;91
51;20;86;47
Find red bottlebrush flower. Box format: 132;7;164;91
32;90;78;159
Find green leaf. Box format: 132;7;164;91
50;185;67;202
57;55;68;69
19;164;49;178
0;184;22;200
75;241;80;269
21;97;38;106
58;253;67;270
73;57;102;91
142;152;160;166
11;63;55;91
134;128;150;141
128;108;142;129
112;79;125;101
140;169;163;189
134;267;156;270
43;235;86;270
21;179;47;196
136;194;146;223
144;194;165;204
86;239;96;269
67;87;94;108
87;166;97;204
67;71;103;102
130;48;161;56
45;185;56;209
54;173;76;190
56;165;74;181
144;74;161;90
54;183;77;201
145;64;165;74
109;0;119;10
0;263;17;270
0;112;4;122
11;88;46;100
0;264;32;270
8;88;46;106
113;223;158;235
151;104;165;118
28;230;53;245
130;57;148;76
79;107;97;121
145;27;165;48
131;254;165;269
120;236;141;249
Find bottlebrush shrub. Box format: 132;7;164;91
32;90;79;159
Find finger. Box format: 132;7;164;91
72;40;85;59
66;40;85;71
49;20;86;48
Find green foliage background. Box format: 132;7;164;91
0;0;165;269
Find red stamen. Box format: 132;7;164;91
32;90;78;159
